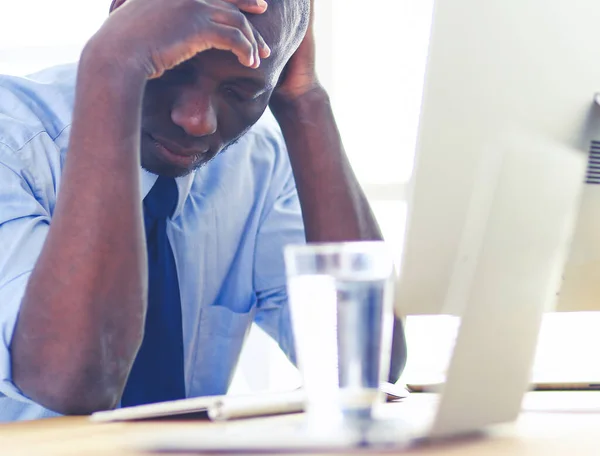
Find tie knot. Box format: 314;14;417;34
144;176;178;220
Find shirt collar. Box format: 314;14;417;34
140;168;195;219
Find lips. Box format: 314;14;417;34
150;134;209;158
144;132;211;170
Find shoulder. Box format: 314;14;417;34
0;64;77;206
0;63;77;152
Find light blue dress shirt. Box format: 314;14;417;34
0;64;304;421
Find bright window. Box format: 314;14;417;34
0;1;106;75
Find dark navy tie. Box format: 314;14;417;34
121;176;186;406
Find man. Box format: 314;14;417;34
0;0;406;421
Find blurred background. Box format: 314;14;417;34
2;0;598;394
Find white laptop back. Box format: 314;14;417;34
396;0;600;439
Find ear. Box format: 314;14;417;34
109;0;127;13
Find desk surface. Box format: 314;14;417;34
1;392;600;455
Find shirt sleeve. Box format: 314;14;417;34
252;147;305;366
0;145;52;403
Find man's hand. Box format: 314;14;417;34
90;0;271;80
270;0;321;105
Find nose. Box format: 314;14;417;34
171;89;218;137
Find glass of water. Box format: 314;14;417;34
284;241;395;432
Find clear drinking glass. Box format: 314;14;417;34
284;241;395;432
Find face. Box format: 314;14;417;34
140;49;281;177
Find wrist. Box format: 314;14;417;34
80;35;148;89
270;84;330;118
70;37;148;163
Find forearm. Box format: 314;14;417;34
271;87;382;243
12;49;148;414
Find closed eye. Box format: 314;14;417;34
222;85;261;103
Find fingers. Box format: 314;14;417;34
303;0;315;34
202;22;258;67
253;27;271;59
209;5;271;67
210;9;259;66
223;0;268;14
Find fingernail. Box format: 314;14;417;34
257;0;268;8
263;45;271;57
249;54;255;67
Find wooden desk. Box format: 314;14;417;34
1;392;599;455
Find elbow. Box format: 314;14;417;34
13;364;124;415
39;387;121;416
10;306;144;415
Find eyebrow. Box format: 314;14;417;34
226;76;274;93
